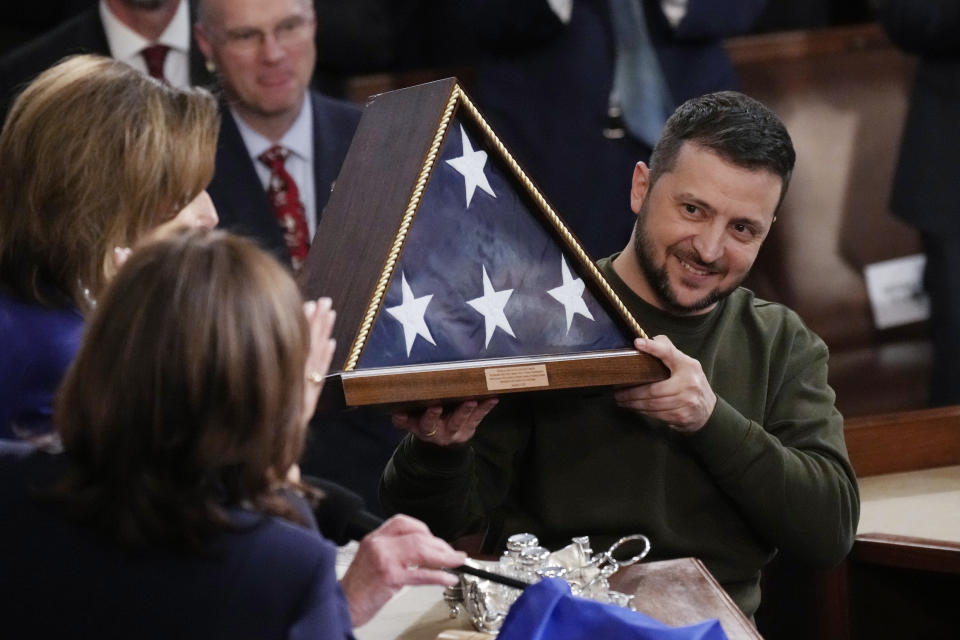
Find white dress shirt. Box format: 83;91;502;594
232;95;319;239
98;0;191;88
548;0;689;28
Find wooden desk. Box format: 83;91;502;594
759;408;960;639
343;551;758;640
611;558;762;640
824;411;960;640
845;407;960;477
858;464;960;545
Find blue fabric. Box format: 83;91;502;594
0;289;84;439
609;0;674;146
358;115;632;368
498;578;728;640
0;449;355;639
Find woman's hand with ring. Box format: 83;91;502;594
301;297;336;426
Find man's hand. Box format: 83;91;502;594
392;398;499;446
340;515;467;627
614;336;717;434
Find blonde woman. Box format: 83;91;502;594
0;54;219;439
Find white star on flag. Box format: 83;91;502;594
466;265;516;348
547;256;595;333
385;271;436;356
445;125;496;207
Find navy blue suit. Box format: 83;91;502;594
207;91;361;266
0;1;213;121
420;0;766;258
0;290;83;440
0;449;355;640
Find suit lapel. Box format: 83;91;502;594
310;91;359;225
188;45;215;87
209;108;291;266
185;0;215;87
74;5;112;56
311;93;328;224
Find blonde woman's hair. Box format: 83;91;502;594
0;54;220;310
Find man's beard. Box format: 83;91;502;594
121;0;172;10
632;203;741;315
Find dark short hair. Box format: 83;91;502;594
649;91;796;210
52;229;309;551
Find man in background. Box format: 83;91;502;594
195;0;395;514
875;0;960;407
397;0;768;259
0;0;212;118
194;0;359;270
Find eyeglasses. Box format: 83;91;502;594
218;13;314;53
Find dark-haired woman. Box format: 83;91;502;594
0;229;464;638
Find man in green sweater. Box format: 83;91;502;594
379;91;860;619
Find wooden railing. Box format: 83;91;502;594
845;405;960;476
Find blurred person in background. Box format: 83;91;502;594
194;0;360;271
0;1;213;120
195;0;400;516
875;0;960;406
398;0;769;259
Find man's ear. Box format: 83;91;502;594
630;162;651;215
194;22;215;65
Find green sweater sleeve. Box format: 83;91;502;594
379;435;478;540
379;398;531;541
686;337;860;567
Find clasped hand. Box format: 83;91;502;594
392;398;499;446
613;336;717;434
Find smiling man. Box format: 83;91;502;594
194;0;360;271
618;142;781;316
381;91;860;620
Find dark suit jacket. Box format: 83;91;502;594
207;90;361;266
876;0;960;235
207;95;399;516
0;449;355;640
0;1;213;120
413;0;766;259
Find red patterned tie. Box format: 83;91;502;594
141;44;170;81
259;145;310;271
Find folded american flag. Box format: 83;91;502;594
357;117;631;369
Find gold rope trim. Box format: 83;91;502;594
455;88;648;340
344;84;461;371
